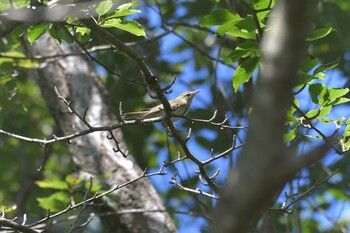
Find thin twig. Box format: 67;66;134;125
269;171;336;213
170;175;220;199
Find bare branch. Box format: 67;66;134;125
170;175;219;200
0;218;40;233
202;135;240;165
181;111;247;130
55;87;93;129
109;130;129;158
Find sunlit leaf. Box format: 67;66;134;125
101;18;121;27
13;59;39;68
313;58;340;75
200;9;241;26
284;126;297;142
36;179;69;190
27;23;51;45
49;25;73;44
232;57;259;92
76;27;91;36
37;192;69;212
328;88;349;101
336;117;345;125
330;97;350;105
101;19;146;37
96;0;114;16
217;16;256;39
253;0;276;10
307;27;336;41
0;204;17;213
65;175;83;186
224;41;260;64
309;83;327;104
107;3;141;18
305;105;332;119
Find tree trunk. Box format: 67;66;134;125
26;34;177;233
210;0;316;232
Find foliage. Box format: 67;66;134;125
0;0;350;232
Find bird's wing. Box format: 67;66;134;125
122;110;149;120
138;105;163;119
123;105;164;120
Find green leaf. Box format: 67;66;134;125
49;25;73;44
294;73;314;88
301;55;318;73
309;83;349;105
336;117;345;125
253;0;276;10
306;27;336;41
101;18;121;27
341;138;350;152
344;130;350;139
313;58;340;75
313;72;326;79
36;179;69;190
328;88;349;101
232;57;259;92
101;19;146;37
224;41;260;64
305;109;321;119
85;181;103;193
217;16;256;39
321;117;334;123
37;192;69;212
27;23;51;44
65;175;83;186
284;126;297;142
49;26;61;43
305;105;332;119
330;97;350;105
107;3;141;18
309;83;324;104
116;21;146;37
256;10;270;26
117;2;134;11
96;0;114;16
345;122;350;137
76;27;91;36
200;9;241;26
13;59;39;68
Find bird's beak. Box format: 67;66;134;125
192;89;201;95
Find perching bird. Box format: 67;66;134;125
123;90;201;121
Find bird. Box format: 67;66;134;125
122;90;201;121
